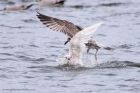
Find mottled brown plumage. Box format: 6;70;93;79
37;13;112;61
85;40;101;60
37;12;82;44
85;39;112;60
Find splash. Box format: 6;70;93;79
57;53;99;69
57;55;140;70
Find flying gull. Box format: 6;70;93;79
37;12;112;63
37;12;82;45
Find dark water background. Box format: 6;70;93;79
0;0;140;93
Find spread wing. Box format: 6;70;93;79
71;22;103;47
37;12;82;37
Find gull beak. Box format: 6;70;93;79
64;40;68;45
24;4;34;10
64;38;71;45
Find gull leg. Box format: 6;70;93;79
87;48;90;53
94;49;99;64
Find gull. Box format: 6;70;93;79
0;4;34;11
36;12;112;63
65;23;104;65
38;0;65;6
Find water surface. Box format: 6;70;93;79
0;0;140;93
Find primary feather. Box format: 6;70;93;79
37;12;82;38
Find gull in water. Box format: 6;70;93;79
37;12;112;65
0;4;34;11
63;23;104;66
38;0;65;6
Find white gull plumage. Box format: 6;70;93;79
64;23;104;66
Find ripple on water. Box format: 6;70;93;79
94;84;106;87
0;1;15;5
1;46;15;49
66;5;93;9
124;79;139;82
0;74;9;79
28;61;140;72
98;2;128;7
0;53;13;56
23;76;36;79
117;84;129;88
116;44;134;49
15;55;47;63
0;24;24;29
22;19;37;23
29;44;39;48
100;73;117;76
0;0;140;93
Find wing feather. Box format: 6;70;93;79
37;12;82;37
71;22;103;45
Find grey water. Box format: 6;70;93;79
0;0;140;93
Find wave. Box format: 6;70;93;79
27;61;140;71
98;2;127;7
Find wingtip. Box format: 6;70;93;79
92;22;104;30
96;22;104;27
37;11;44;15
36;11;47;18
36;11;43;18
